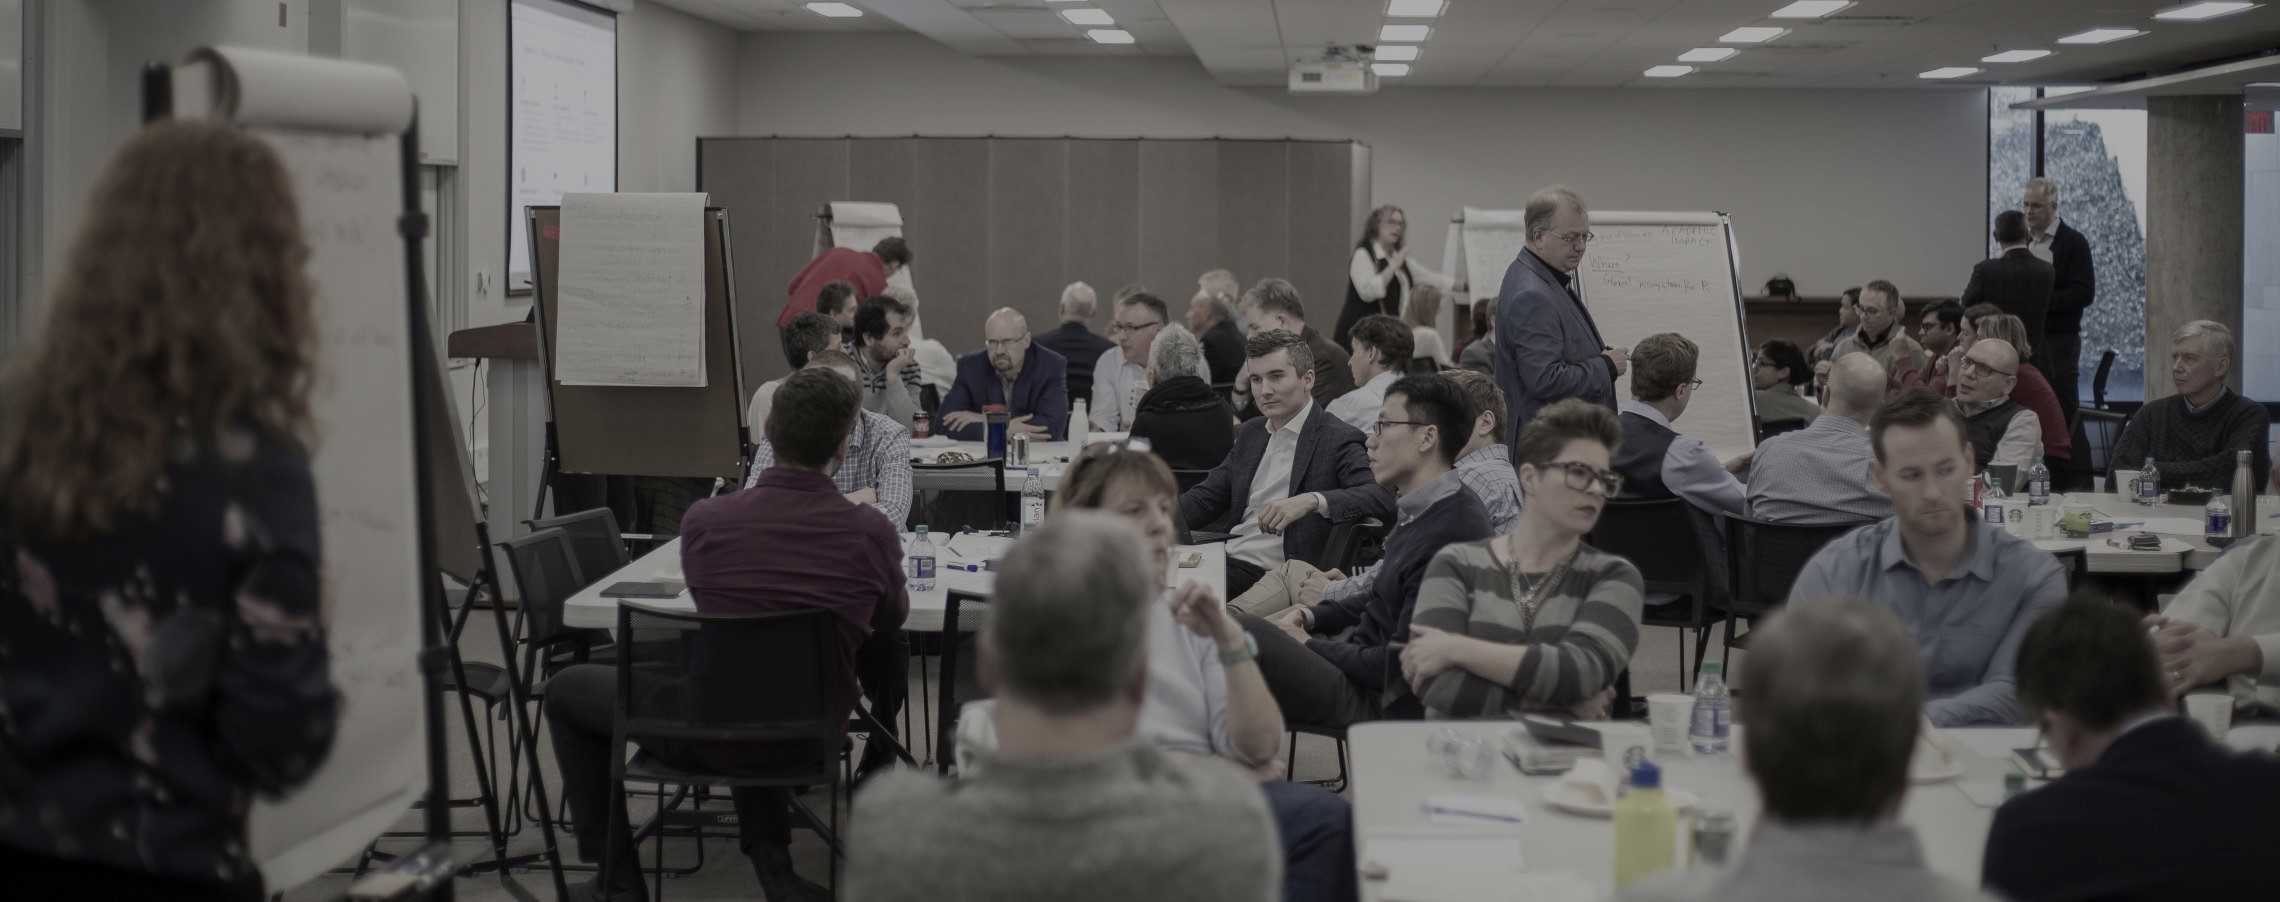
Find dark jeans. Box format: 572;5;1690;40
1261;780;1359;902
0;846;258;902
1237;613;1382;728
2047;330;2082;428
1228;557;1268;598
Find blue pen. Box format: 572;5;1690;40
1421;803;1524;825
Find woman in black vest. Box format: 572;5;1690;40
1336;205;1449;348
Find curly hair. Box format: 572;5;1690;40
0;122;316;536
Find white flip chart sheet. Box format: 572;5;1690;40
555;192;708;388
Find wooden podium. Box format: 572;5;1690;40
447;321;547;593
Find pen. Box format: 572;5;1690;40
1421;804;1524;824
944;562;985;573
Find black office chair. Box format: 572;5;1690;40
912;456;1009;531
529;507;632;590
1589;497;1725;692
605;603;909;898
1756;418;1809;443
2091;348;2117;410
1171;467;1215;495
1320;518;1388;575
1716;513;1866;652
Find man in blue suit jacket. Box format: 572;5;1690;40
1494;186;1626;455
938;307;1070;441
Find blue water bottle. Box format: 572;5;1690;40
983;403;1009;460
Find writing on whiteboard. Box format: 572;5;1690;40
555;193;708;388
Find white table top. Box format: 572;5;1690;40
908;432;1128;492
2027;492;2279;573
561;531;1225;633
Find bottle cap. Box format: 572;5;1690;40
1629;760;1662;789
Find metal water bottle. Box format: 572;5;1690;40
2232;449;2258;541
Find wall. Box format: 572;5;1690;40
736;32;1987;307
2246;126;2279;402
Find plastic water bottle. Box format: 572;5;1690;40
1689;660;1731;755
2026;459;2051;506
1070;399;1090;449
1019;467;1047;533
906;526;936;591
2206;494;2233;548
2137;459;2163;505
1612;760;1678;888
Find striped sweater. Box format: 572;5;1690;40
1409;540;1645;719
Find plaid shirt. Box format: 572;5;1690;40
745;407;912;526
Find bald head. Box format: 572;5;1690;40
985;307;1033;376
1956;338;2020;405
1740;599;1925;823
1825;352;1886;420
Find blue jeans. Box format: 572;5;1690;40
1261;780;1358;902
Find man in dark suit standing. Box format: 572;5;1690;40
2022;178;2094;428
1982;599;2280;901
1241;278;1357;406
1033;281;1115;408
1179;330;1392;596
1494;186;1626;454
1962;210;2056;373
937;307;1071;441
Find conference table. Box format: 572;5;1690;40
1350;719;2280;901
2022;492;2279;577
907;432;1128;493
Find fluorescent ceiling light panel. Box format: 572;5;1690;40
1679;47;1738;62
1982;49;2052;63
1919;67;1981;79
806;2;862;17
1644;65;1695;78
1375;45;1421;62
2057;27;2146;44
1386;0;1447;15
1770;1;1853;18
1058;8;1113;26
2043;85;2097;97
1720;26;1788;43
2154;2;2260;21
1086;28;1135;44
1380;24;1433;42
1373;63;1412;76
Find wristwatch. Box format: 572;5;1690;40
1219;631;1259;667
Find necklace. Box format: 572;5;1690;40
1497;536;1579;635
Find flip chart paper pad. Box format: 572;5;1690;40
556;192;708;387
1457;208;1531;321
176;46;427;891
1578;212;1754;460
829;201;920;300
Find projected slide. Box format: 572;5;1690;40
510;0;615;293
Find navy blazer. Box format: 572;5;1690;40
2044;221;2097;335
1176;403;1393;569
937;344;1070;441
1494;247;1616;449
1962;248;2056;361
1983;716;2280;901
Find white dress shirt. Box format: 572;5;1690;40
2027;217;2061;264
1348;243;1453;313
1227;401;1313;569
1326;370;1398;434
1090;346;1148;431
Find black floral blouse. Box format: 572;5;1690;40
0;429;339;893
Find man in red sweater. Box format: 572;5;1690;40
778;236;913;329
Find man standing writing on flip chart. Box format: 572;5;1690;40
1494;186;1624;451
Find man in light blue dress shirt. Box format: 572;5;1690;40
1787;390;2066;727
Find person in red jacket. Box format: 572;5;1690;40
777;235;912;331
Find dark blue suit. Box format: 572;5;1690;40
1495;247;1616;452
937;344;1071;441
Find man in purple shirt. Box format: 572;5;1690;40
546;369;909;902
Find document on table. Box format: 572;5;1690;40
556;192;707;387
1369;832;1594;901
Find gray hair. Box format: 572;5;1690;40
1190;289;1235;328
2023;177;2059;201
2174;320;2233;361
1060;281;1098;320
1739;599;1925;823
982;511;1155;715
1524;185;1588;241
1198;269;1240;304
1148;323;1210;384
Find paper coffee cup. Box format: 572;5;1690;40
1647;693;1694;757
1598;722;1654;776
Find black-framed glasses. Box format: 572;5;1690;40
1684;379;1705;390
1554;230;1595;245
984;333;1030;350
1543;460;1623;496
1110;320;1164;335
1752;357;1777;368
1373;418;1431;433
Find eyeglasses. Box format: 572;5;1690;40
1752;357;1776;368
1960;357;2016;378
1109;320;1163;335
1683;379;1705;391
985;333;1030;350
1373;418;1431;433
1541;460;1623;496
1552;230;1596;246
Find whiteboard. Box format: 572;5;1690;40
1451;209;1755;460
510;0;617;292
556;192;708;387
174;47;426;891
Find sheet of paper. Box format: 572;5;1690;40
556;192;707;387
1371;834;1596;902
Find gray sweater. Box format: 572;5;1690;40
844;739;1280;902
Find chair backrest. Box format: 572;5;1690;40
1170;467;1214;495
528;507;630;591
1720;512;1865;618
1322;518;1389;574
1589;497;1712;600
913;457;1009;530
499;528;588;647
1757;417;1809;443
2093;349;2117;409
615;602;844;746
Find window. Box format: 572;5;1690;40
1988;87;2037;257
2043;109;2147;403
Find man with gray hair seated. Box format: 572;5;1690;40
2109;319;2270;493
1035;281;1115;408
845;512;1280;902
1617;600;2000;902
1189;283;1248;388
1131;323;1236;472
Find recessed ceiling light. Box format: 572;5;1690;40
1086;28;1135;45
1644;65;1695;78
1380;24;1432;42
1375;45;1421;62
2056;27;2146;44
2154;2;2260;21
1770;0;1853;18
1679;47;1738;63
1982;49;2052;63
1919;67;1981;80
1721;26;1788;43
1386;0;1447;16
1058;8;1113;26
1372;63;1412;77
805;2;862;17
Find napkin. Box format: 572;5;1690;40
1558;758;1620;807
